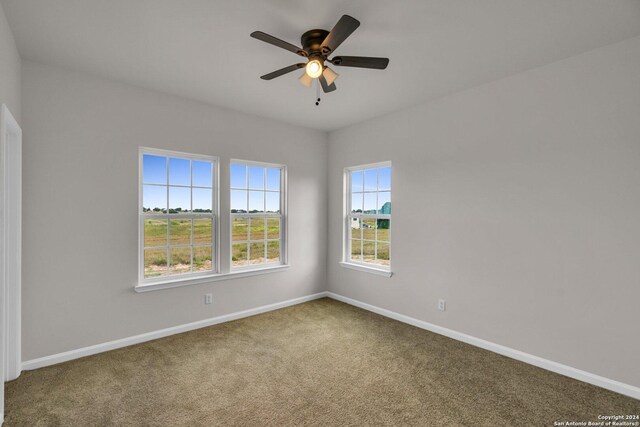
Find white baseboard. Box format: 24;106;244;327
20;290;639;401
22;292;329;371
327;292;640;400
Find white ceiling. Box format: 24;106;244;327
3;0;640;131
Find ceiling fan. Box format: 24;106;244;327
250;15;389;96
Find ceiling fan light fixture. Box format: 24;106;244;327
322;66;339;86
299;72;313;87
305;59;323;78
251;15;389;96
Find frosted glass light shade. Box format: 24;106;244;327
299;72;313;87
323;67;339;85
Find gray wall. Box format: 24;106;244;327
328;36;640;387
21;61;328;361
18;30;640;389
0;1;20;122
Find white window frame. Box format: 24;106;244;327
230;159;288;271
341;161;393;277
138;147;220;286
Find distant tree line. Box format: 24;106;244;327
143;207;212;213
231;209;280;214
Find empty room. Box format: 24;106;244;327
0;0;639;425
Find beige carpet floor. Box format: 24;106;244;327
5;298;639;426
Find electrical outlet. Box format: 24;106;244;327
205;293;213;305
438;299;446;311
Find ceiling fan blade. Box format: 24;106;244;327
251;31;306;56
260;63;305;80
330;56;389;70
319;75;337;93
321;15;360;55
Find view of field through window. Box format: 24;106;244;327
231;162;283;268
349;165;391;267
141;153;215;278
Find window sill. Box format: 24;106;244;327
339;262;393;277
135;265;290;293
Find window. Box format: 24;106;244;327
345;163;391;271
139;148;218;283
230;161;286;269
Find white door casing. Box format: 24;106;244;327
1;104;22;398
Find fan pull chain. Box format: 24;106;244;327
315;79;321;106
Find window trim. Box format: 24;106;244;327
342;161;392;276
137;147;220;287
134;264;290;293
230;159;288;272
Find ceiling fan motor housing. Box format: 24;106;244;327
301;29;330;58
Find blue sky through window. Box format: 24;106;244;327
143;154;214;212
169;187;190;211
192;161;212;187
249;166;264;190
266;169;280;191
249;191;264;212
193;188;212;211
230;164;246;188
350;166;391;214
143;185;166;211
378;167;391;191
169;158;190;185
351;170;363;192
143;155;166;184
266;192;279;212
231;163;281;213
230;190;247;212
364;169;377;191
364;193;376;212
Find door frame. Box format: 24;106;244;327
1;104;22;391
